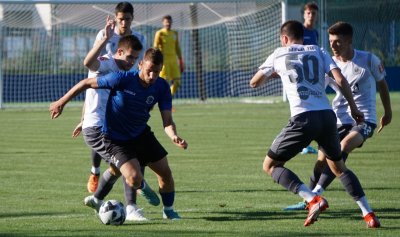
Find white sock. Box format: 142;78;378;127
91;166;100;175
312;184;325;196
298;184;316;202
163;206;174;211
356;196;372;216
126;204;139;212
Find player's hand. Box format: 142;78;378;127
179;58;184;73
72;121;83;137
377;113;392;133
49;101;64;119
351;108;364;124
172;135;188;150
104;15;115;40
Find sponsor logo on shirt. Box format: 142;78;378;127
123;89;136;96
297;86;322;100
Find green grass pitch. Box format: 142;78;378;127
0;93;399;236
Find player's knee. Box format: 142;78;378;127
262;158;274;175
125;173;143;189
109;165;122;177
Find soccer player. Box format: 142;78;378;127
285;22;390;228
302;1;319;45
50;48;187;220
83;1;146;194
250;20;380;227
71;17;159;221
153;15;184;97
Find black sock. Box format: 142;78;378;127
339;169;365;201
271;167;303;194
94;169;118;200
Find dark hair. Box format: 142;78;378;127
328;21;353;39
280;20;304;41
118;35;142;51
303;2;319;12
163;15;172;21
115;2;134;16
143;48;163;65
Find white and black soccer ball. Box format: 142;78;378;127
98;200;126;225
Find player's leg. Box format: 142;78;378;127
83;126;108;193
84;164;121;212
319;114;380;228
284;149;326;211
170;78;181;96
170;61;181;96
266;111;328;226
148;157;180;220
315;122;376;195
87;150;102;193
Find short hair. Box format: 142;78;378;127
143;48;163;65
115;2;134;16
280;20;304;41
118;35;143;51
163;15;172;21
303;2;319;12
328;21;353;39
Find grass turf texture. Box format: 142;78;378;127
0;93;399;237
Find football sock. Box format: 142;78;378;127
91;150;102;170
339;169;365;201
298;184;317;202
123;177;137;205
356;196;373;216
317;152;349;190
160;191;175;208
91;166;101;175
94;169;118;200
271;167;303;194
312;184;324;196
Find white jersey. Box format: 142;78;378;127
328;50;385;125
82;54;122;129
95;28;146;69
259;44;337;117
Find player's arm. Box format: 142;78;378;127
329;68;364;123
153;31;161;48
175;32;184;72
377;79;392;132
160;110;188;149
83;16;114;71
250;70;274;88
49;78;99;119
72;103;85;138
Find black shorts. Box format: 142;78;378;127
103;126;168;169
268;110;342;161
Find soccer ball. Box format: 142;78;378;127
98;200;126;225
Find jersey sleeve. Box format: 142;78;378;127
153;30;161;48
94;30;105;45
320;47;338;73
157;80;173;111
258;52;275;77
97;71;124;89
370;53;386;82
